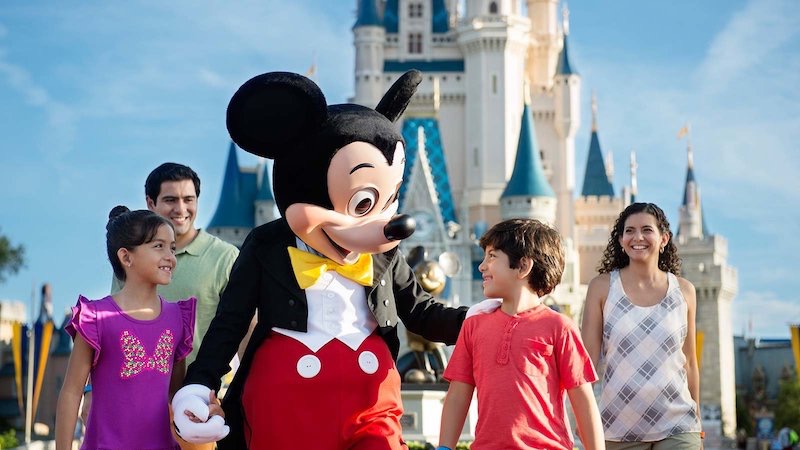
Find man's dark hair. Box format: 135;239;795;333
145;163;201;202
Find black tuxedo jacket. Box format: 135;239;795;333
184;218;467;449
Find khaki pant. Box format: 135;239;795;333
606;432;702;450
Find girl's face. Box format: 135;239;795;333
126;224;177;286
619;212;669;264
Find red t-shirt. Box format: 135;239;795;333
444;305;597;450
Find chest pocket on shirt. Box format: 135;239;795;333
515;339;553;377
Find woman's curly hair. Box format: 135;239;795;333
598;202;681;275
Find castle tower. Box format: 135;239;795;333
254;160;277;226
353;0;386;106
207;142;256;247
550;8;580;238
675;144;739;438
457;0;530;225
500;99;556;225
525;0;560;92
574;93;624;284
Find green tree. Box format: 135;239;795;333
774;378;800;432
0;229;25;283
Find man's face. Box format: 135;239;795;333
147;180;198;241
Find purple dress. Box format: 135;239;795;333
67;295;196;450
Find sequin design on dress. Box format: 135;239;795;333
120;329;175;379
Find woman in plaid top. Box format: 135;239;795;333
581;203;703;450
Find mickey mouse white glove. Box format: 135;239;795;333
172;384;230;444
465;298;502;319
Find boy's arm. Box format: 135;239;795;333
567;383;605;450
438;381;474;450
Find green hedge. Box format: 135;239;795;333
0;429;18;449
405;441;471;450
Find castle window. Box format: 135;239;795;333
492;74;497;94
489;1;498;14
409;2;423;18
408;33;423;54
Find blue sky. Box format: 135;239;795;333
0;0;798;338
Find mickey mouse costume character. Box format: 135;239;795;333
171;70;493;449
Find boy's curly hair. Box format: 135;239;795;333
479;218;565;296
598;202;681;275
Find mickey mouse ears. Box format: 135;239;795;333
226;72;328;159
226;70;422;159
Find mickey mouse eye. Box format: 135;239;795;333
347;188;379;217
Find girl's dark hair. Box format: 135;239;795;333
598;202;681;275
106;205;174;282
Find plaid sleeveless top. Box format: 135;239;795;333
599;270;701;442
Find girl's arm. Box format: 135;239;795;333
170;359;186;400
679;278;701;414
580;274;609;369
56;334;93;450
567;383;605;450
437;381;474;450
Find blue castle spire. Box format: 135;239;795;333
208;142;254;228
256;161;274;201
580;95;615;197
502;103;555;198
354;0;382;28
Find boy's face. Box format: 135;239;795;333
478;245;521;299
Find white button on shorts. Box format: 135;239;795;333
296;355;321;378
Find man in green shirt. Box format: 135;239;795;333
112;162;240;364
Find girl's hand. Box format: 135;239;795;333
184;390;224;422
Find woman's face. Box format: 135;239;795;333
619;212;669;263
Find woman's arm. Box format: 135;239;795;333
679;278;700;412
580;274;609;370
568;383;605;450
438;381;474;450
55;334;93;450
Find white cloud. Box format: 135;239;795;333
697;0;800;93
732;290;800;338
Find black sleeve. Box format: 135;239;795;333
184;233;262;391
392;253;467;345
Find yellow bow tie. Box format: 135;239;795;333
288;247;373;289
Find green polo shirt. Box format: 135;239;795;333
112;229;239;364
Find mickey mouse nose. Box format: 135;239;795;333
384;214;416;241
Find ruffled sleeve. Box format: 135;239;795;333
65;295;101;367
175;297;197;361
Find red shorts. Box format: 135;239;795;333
242;332;406;449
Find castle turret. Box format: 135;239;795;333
526;0;560;91
353;0;385;106
255;160;277;226
500;100;556;225
458;0;530;224
677;143;707;240
573;93;623;284
550;7;580;237
207;142;255;247
673;140;738;437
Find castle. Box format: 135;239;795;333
206;0;739;437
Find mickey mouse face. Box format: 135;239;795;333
284;141;406;265
227;70;422;264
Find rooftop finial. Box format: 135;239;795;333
605;150;614;180
523;77;531;105
591;90;598;131
677;122;693;168
562;2;570;36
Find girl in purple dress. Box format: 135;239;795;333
55;206;197;450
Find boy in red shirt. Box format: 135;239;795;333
438;218;604;450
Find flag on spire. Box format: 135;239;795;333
676;123;690;140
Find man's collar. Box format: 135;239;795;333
178;229;208;256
